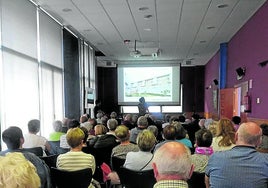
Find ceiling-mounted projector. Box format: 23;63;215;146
129;40;141;58
130;50;141;58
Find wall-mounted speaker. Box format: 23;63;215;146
236;67;245;80
213;79;218;85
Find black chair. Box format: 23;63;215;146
110;156;125;172
48;141;60;155
187;172;206;188
58;147;70;154
40;154;59;168
50;167;92;188
23;147;43;156
94;146;114;166
117;166;156;188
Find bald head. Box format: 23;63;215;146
236;122;262;147
159;141;188;155
152;142;193;181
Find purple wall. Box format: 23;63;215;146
204;52;219;116
205;2;268;119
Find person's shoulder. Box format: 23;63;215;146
130;127;137;131
0;150;9;156
22;151;46;166
253;149;268;160
125;151;137;158
81;152;95;159
60;134;66;139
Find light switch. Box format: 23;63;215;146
257;98;260;104
249;79;253;89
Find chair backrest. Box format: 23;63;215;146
187;172;206;188
117;166;156;188
50;167;92;188
39;154;59;168
111;156;125;172
23;147;43;156
94;147;114;166
48;141;60;155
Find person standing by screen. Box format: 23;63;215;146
138;97;149;116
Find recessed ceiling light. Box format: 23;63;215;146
144;28;152;31
62;8;72;12
217;4;228;8
139;7;149;11
207;26;215;30
200;40;206;43
144;15;153;20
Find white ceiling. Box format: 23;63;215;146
33;0;266;66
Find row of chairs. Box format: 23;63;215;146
41;157;205;188
32;146;205;188
22;141;69;157
110;156;205;188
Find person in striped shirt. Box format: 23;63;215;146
57;127;98;188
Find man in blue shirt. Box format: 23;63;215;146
205;122;268;188
0;126;51;188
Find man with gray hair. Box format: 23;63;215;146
107;118;118;136
152;142;193;188
205;122;268;188
129;116;148;144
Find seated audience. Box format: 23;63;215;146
162;114;171;129
81;122;94;140
57;127;97;188
61;117;70;133
147;114;157;126
49;120;65;141
88;124;108;147
211;118;236;151
169;115;180;124
111;125;139;159
147;125;159;143
129;116;148;144
60;119;80;149
232;116;241;131
152;142;193;188
257;123;268;153
0;126;51;188
191;129;213;173
80;126;90;145
23;119;50;155
80;114;89;124
122;113;135;130
207;120;218;137
110;111;117;119
183;114;201;147
132;114;139;127
96;112;104;124
106;119;118;136
173;121;193;150
205;122;268;188
0;152;41;188
101;115;109;126
178;115;187;125
154;124;177;152
88;118;97;136
124;130;156;171
93;120;119;165
198;118;206;129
